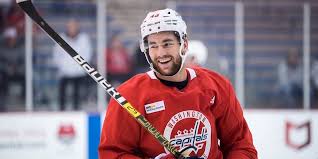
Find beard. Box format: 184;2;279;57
152;55;182;76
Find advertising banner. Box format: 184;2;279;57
245;110;318;159
0;112;87;159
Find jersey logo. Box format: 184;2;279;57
144;101;165;114
164;110;211;158
172;120;208;154
210;96;216;105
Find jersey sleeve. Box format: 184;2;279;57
98;92;143;159
213;80;258;159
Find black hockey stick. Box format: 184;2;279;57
16;0;184;158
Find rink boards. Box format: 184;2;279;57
0;110;317;159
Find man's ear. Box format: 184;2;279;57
182;37;188;55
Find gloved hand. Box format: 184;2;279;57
154;153;175;159
153;153;203;159
184;157;203;159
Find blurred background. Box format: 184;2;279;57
0;0;317;158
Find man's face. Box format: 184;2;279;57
147;31;185;76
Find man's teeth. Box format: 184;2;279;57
158;57;171;63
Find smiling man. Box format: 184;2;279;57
98;8;257;159
147;31;187;80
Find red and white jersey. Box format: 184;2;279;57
99;67;257;159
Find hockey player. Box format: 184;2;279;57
99;8;257;159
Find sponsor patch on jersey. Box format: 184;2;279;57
144;101;165;114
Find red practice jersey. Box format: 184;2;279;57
99;67;257;159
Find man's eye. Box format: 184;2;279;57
164;43;173;47
150;45;158;48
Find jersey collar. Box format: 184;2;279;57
146;68;197;80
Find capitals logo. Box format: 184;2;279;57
164;110;211;158
57;124;76;145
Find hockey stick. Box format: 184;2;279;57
16;0;184;158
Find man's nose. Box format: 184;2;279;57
157;46;168;56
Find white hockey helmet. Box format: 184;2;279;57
140;8;187;75
187;40;208;66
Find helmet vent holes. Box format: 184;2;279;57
158;27;160;29
149;29;152;31
168;12;170;14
